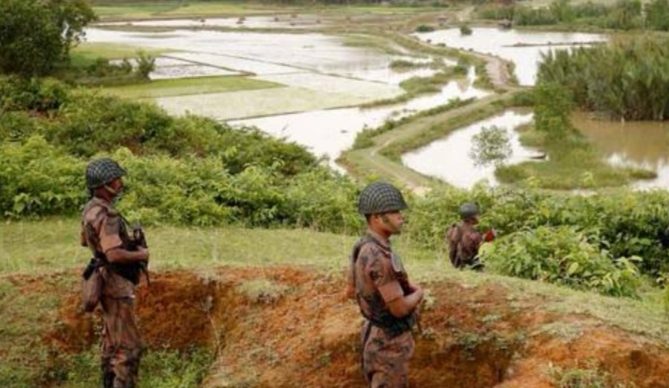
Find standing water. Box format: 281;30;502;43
402;110;537;188
573;112;669;189
414;27;607;85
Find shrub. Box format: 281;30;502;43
538;36;669;120
0;136;86;217
480;226;642;297
135;51;156;79
0;76;70;113
415;25;435;32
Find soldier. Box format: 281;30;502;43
445;202;495;270
346;181;424;388
80;158;149;388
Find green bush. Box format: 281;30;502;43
459;25;473;35
480;226;641;297
136;50;156;79
538;36;669;120
0;136;85;217
0;76;70;113
0;78;316;175
404;187;669;278
415;24;435;32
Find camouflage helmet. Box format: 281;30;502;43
358;181;407;215
459;202;480;219
86;158;126;190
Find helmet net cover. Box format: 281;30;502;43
358;181;408;215
86;158;126;189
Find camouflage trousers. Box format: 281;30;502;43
360;320;415;388
100;295;143;388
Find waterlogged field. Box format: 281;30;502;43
83;28;406;118
414;27;608;85
232;69;488;166
402;110;537;188
573;112;669;189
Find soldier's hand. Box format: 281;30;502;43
137;247;150;262
412;285;424;301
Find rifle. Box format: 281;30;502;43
116;219;150;286
391;253;422;334
129;222;150;286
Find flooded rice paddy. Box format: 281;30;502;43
414;27;607;85
86;26;487;165
91;24;669;188
573;112;669;189
402;110;537;188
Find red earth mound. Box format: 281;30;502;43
46;267;669;387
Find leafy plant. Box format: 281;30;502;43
469;125;512;167
480;226;641;297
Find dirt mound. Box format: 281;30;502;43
46;267;669;387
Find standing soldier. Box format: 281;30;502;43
446;202;495;270
80;158;149;388
346;181;424;387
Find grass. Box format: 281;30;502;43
547;363;621;388
71;43;169;67
101;75;282;99
92;1;287;20
341;33;406;55
495;128;657;190
91;1;434;21
361;66;467;108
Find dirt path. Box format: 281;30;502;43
339;93;515;193
45;267;669;387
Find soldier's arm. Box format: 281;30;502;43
385;286;423;318
106;247;149;264
367;248;423;318
99;213;150;264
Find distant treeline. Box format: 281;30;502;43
91;0;449;5
478;0;669;31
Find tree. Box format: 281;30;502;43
534;82;574;142
470;125;512;167
645;0;669;31
0;0;96;76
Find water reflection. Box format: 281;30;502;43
231;67;488;169
402;110;537;188
414;27;607;86
572;112;669;189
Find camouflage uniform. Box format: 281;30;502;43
349;230;415;388
81;197;143;388
446;222;483;269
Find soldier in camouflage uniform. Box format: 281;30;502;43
80;158;149;388
446;203;495;270
346;182;424;388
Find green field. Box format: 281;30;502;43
92;1;283;20
101;75;282;99
70;42;169;69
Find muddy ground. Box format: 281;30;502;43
42;267;669;387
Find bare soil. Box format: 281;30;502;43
44;267;669;387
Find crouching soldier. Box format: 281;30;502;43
347;182;424;387
446;202;495;270
80;158;149;388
